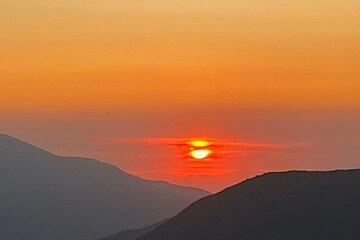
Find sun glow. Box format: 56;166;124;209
189;140;211;148
189;149;213;160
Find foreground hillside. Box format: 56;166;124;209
140;169;360;240
0;134;208;240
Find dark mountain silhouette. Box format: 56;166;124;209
99;219;169;240
0;134;209;240
140;169;360;240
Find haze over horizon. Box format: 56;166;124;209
1;0;360;192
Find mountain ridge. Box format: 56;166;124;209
139;169;360;240
0;133;208;192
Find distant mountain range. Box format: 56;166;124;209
138;169;360;240
0;134;209;240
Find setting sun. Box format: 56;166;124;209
187;140;213;160
189;149;213;160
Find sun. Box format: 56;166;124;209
189;149;213;160
187;140;213;160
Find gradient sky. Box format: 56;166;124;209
1;0;360;192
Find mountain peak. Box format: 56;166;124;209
0;133;24;142
0;133;54;158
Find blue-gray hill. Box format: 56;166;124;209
0;134;209;240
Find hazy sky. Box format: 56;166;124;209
1;0;360;191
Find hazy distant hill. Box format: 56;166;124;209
140;169;360;240
99;219;168;240
0;134;208;240
141;170;261;193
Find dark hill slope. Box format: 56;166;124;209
99;219;168;240
0;134;208;240
140;169;360;240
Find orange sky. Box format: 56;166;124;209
1;0;360;192
1;0;360;112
